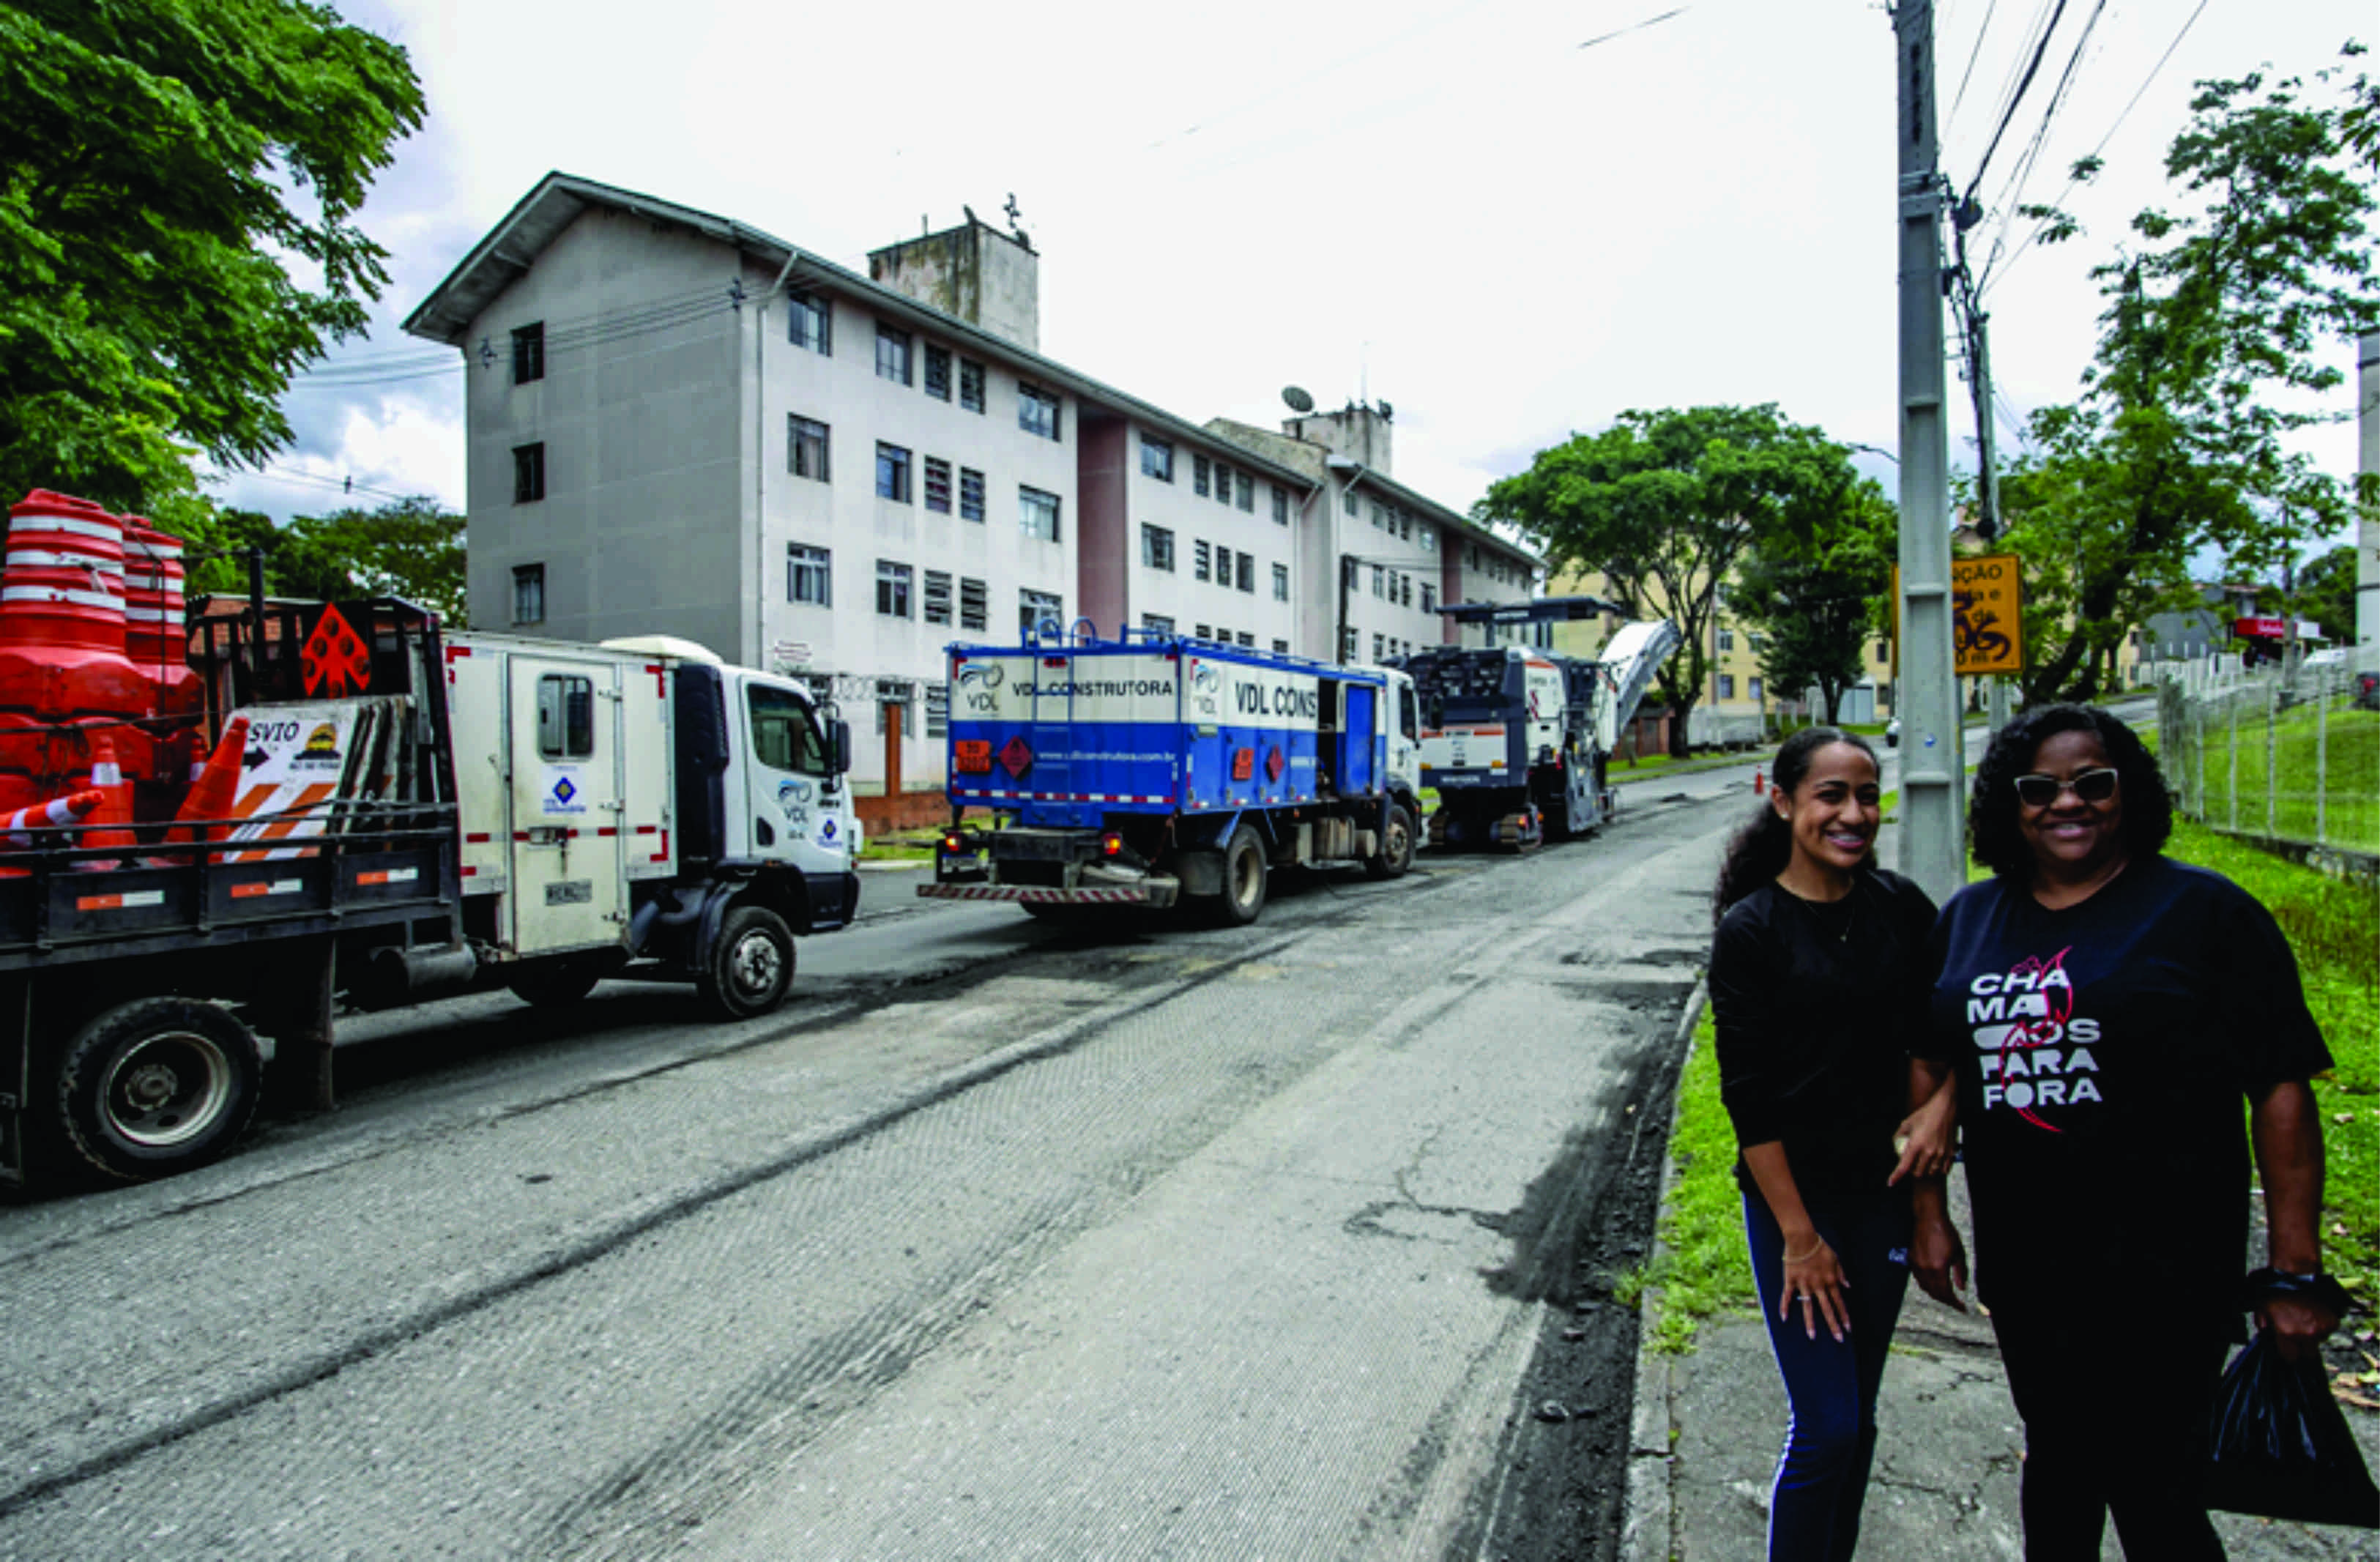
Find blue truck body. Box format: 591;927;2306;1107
919;625;1419;923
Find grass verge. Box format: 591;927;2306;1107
1643;823;2379;1352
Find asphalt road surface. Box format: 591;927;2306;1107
0;789;1738;1561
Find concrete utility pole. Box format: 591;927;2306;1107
1968;305;2012;734
1893;0;1966;901
2359;330;2378;650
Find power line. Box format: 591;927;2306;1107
1978;0;2109;286
1981;0;2209;296
1967;0;2069;196
1947;0;2003;133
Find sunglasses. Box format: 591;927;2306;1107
2013;767;2120;808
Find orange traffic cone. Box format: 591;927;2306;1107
77;732;140;868
1;788;103;848
168;714;250;848
1753;767;1766;796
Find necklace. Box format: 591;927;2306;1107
1810;892;1856;943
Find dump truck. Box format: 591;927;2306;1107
918;622;1420;926
1395;612;1679;850
0;494;860;1185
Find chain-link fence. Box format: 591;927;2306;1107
2157;652;2380;859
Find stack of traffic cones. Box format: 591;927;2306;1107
74;731;140;870
166;714;249;853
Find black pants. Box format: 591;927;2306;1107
1991;1304;2231;1560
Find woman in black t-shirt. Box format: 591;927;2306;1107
1707;726;1961;1562
1919;704;2338;1561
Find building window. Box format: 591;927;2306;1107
1020;588;1063;636
1194;540;1212;583
510;322;544;384
923;344;951;401
1019;486;1060;542
1237;632;1254;648
1749;677;1764;701
875;559;912;617
923;455;952;514
1194;455;1211;498
1345;488;1358;516
786;543;831;606
1195;623;1211;639
1235;472;1253;512
511;564;545;625
1717;628;1735;652
512;442;546;504
1271;484;1289;524
923;568;953;625
959;466;985;522
1420;526;1437;552
1213;462;1233;506
1235;551;1255;593
1876;639;1890;662
925;682;950;739
1142;524;1175;572
1272;562;1289;600
874;679;913;737
1272;638;1290;653
959;576;988;631
959;358;986;412
1372;633;1385;661
789;414;830;481
1142;436;1175;481
1019;384;1060;441
1340;626;1356;659
1421;583;1436;614
788;292;830;354
876;442;912;502
1371;564;1385;599
1748;633;1766;652
875;324;912;385
1718;673;1736;699
1144;614;1175;635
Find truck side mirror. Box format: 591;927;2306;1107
833;719;852;776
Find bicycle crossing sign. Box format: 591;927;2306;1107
1950;554;2023;675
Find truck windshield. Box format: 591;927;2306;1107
748;683;828;774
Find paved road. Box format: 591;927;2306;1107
0;792;1736;1561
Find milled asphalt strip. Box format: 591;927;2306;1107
0;926;1306;1522
1623;972;1708;1562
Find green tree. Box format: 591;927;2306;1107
1728;477;1897;724
290;497;466;617
2289;542;2361;645
2002;49;2378;702
0;0;425;507
1476;404;1863;754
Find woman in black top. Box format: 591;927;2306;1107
1918;705;2337;1559
1708;726;1961;1562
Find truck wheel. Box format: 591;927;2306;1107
1365;804;1416;879
55;998;262;1182
506;960;603;1008
698;904;795;1019
1213;826;1268;926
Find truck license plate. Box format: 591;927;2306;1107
545;880;593;906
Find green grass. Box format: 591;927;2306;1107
858;828;941;863
2180;703;2380;854
1644;822;2379;1350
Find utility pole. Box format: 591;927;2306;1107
1894;0;1965;901
1951;193;2012;736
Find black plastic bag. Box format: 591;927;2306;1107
2204;1331;2380;1528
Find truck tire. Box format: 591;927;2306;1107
55;998;262;1183
697;904;795;1019
1365;803;1416;879
1212;825;1268;926
506;960;603;1008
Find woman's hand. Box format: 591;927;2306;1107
1889;1065;1957;1185
1780;1232;1851;1342
1909;1210;1968;1312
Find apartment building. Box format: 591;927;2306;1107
406;174;1536;828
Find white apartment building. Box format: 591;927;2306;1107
406;173;1536;828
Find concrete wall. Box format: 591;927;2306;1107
1123;428;1300;650
866;219;1039;353
461;208;749;659
1285;405;1394;475
1340;491;1449;661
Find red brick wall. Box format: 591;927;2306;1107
857;786;950;836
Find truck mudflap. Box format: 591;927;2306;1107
917;880;1179;908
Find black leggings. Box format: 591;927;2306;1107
1991;1305;2231;1560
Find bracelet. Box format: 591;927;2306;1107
1782;1238;1826;1265
2242;1268;2357;1315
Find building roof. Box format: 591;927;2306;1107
401;171;1319;494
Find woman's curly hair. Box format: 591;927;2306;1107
1968;703;2172;880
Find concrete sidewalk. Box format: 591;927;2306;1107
1624;1016;2380;1561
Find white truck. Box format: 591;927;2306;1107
0;598;861;1185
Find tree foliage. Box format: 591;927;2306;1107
1728;478;1897;724
183;497;465;617
0;0;425;507
2000;48;2379;702
1475;404;1863;753
2291;543;2361;645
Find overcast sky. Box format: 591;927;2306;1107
217;0;2373;559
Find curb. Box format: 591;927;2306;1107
1623;970;1706;1562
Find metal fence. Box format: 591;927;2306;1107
2156;652;2380;859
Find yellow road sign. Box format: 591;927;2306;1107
1951;554;2023;675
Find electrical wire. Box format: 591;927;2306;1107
1981;0;2210;297
1968;0;2069;197
1947;0;2004;133
1978;0;2109;286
